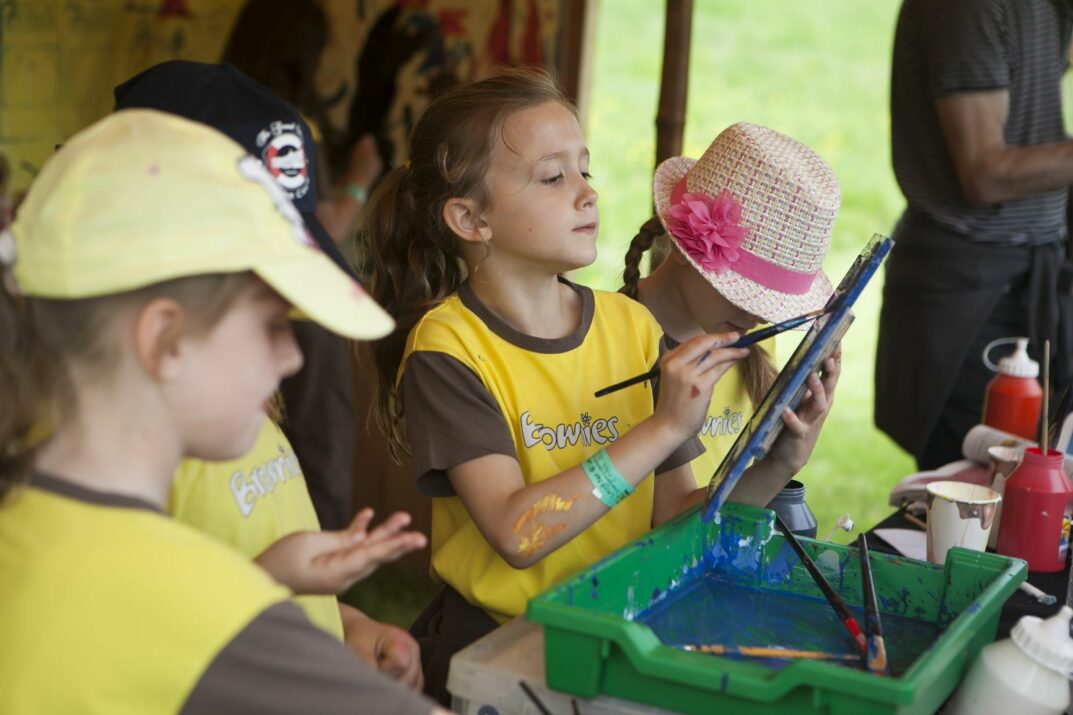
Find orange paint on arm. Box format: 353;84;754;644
513;492;583;559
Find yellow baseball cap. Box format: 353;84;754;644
7;109;393;340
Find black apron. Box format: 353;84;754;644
875;211;1073;463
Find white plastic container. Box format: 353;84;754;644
945;606;1073;715
448;617;675;715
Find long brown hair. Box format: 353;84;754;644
361;67;574;461
221;0;331;135
0;271;252;502
621;217;777;407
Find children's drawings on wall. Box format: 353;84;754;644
0;0;567;202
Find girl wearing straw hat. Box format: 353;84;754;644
623;122;842;501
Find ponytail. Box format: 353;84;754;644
742;344;778;409
363;165;467;461
360;67;573;462
621;216;777;408
621;216;664;300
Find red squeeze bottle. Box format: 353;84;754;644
982;338;1042;440
996;447;1073;572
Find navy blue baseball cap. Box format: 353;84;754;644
113;60;354;277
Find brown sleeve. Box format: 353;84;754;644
651;335;706;474
180;602;432;715
401;351;517;497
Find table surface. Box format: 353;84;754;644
866;508;1067;639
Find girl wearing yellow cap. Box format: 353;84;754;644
0;110;444;715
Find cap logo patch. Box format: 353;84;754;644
256;121;310;200
237;155;317;249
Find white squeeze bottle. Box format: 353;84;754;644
945;606;1073;715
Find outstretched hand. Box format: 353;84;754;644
766;348;842;476
254;509;427;595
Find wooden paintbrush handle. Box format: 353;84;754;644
682;644;861;662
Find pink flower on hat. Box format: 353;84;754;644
667;190;749;273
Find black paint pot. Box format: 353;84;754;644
767;480;817;538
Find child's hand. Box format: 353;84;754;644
766;348;842;476
346;134;383;193
341;605;424;690
254;509;427;595
654;333;748;441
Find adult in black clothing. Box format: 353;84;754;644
876;0;1073;469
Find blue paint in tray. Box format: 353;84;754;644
636;574;942;675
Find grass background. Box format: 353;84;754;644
574;0;913;547
349;0;1073;626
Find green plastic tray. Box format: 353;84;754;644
526;503;1026;715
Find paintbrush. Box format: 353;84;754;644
775;515;868;654
594;307;830;398
1047;385;1071;449
1042;340;1051;454
903;511;928;532
518;680;552;715
681;643;862;662
857;534;889;674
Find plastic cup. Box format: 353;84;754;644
926;481;1002;565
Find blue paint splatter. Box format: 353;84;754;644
636;575;941;675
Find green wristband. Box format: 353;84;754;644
582;449;634;508
343;183;368;203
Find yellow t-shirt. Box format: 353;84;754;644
400;280;701;623
0;478;289;715
687;337;777;488
169;417;344;639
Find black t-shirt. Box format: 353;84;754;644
890;0;1073;245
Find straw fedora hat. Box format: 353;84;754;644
653;122;839;324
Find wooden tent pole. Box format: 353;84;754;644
656;0;693;164
651;0;693;269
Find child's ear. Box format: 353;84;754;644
443;197;492;244
132;298;188;381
